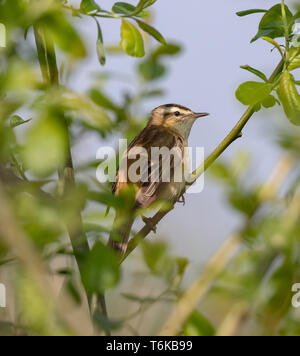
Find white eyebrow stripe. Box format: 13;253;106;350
170;107;191;114
162;107;192;115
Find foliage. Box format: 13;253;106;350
0;0;300;337
236;2;300;125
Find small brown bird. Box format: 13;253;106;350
109;104;209;255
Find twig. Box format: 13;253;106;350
33;26;91;305
216;302;249;336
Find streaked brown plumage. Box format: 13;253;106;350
109;104;209;255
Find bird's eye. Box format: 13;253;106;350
174;111;181;117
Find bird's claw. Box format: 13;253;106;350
178;195;186;205
142;216;157;234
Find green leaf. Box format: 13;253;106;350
81;242;120;294
112;2;148;17
183;311;215;336
228;189;259;216
295;11;300;20
22;118;68;178
41;13;86;58
152;43;181;59
236;81;273;105
112;2;136;15
138;60;166;81
141;240;175;278
87;191;127;209
236;9;268;17
135;0;157;13
136;20;166;45
262;95;277;108
95;19;106;66
278;71;300;126
288;48;300;71
10;115;31;128
251;4;294;43
176;257;189;278
80;0;101;14
120;19;145;57
66;278;82;305
240;65;268;82
89;89;118;111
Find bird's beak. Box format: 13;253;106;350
186;112;210;119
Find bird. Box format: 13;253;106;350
108;104;209;256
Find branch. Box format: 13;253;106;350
121;59;285;264
33;26;91;304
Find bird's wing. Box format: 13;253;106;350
113;126;185;207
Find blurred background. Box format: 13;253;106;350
0;0;300;336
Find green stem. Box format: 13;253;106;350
33;25;92;307
281;0;290;67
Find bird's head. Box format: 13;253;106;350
149;104;209;139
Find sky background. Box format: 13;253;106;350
67;0;298;267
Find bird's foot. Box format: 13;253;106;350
178;194;186;206
142;216;157;234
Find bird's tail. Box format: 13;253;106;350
108;210;134;257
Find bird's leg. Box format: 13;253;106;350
178;194;186;206
142;216;157;234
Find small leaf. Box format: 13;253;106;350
152;43;181;59
95;19;106;66
87;191;127;209
135;0;157;13
81;242;120;294
262;95;277;108
295;11;300;20
136;20;166;45
112;2;136;15
236;81;273;105
176;257;189;277
66;278;82;305
112;2;148;17
278;71;300;126
89;89;118;111
10;115;31;128
138;60;166;81
141;240;175;278
240;65;268;82
120;19;145;57
80;0;101;14
236;9;268;17
24;26;31;40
